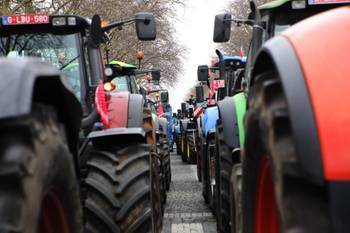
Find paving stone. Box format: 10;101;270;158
162;153;217;233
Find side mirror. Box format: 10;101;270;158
188;107;194;118
161;91;169;103
177;109;181;118
151;68;161;82
198;65;209;82
196;85;204;103
135;12;156;41
89;15;104;47
181;102;187;117
213;13;232;43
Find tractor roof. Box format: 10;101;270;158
212;56;247;68
110;60;137;69
223;56;247;62
258;0;290;11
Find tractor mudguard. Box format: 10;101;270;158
218;92;246;148
233;92;247;146
0;58;81;156
159;117;168;137
88;127;146;146
218;97;239;148
282;7;350;182
253;8;350;231
253;36;323;185
203;106;219;139
128;94;144;128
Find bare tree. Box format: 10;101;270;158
0;0;81;14
218;0;271;56
78;0;186;86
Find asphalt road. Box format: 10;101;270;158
162;151;217;233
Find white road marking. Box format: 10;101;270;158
164;212;213;218
171;223;204;233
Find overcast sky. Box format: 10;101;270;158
168;0;230;110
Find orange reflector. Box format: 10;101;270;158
136;51;145;59
101;21;109;27
104;82;116;92
211;59;217;67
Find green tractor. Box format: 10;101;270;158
214;0;350;233
0;12;163;233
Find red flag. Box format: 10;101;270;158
157;102;164;117
240;46;244;57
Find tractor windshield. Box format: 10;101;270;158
0;33;82;99
111;76;130;92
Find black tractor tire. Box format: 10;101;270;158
201;142;210;204
242;72;330;233
186;131;197;164
0;104;82;233
83;143;163;233
215;121;238;233
162;139;171;191
207;138;217;215
181;133;188;163
176;133;181;155
157;141;168;206
230;164;242;233
196;139;202;182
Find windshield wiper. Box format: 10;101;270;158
60;55;80;70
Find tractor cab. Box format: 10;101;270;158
213;55;246;100
107;60;139;94
0;13;156;125
0;15;90;101
214;0;350;86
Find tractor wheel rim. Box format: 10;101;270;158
255;158;279;233
187;144;190;159
181;137;184;153
39;189;70;233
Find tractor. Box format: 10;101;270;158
197;54;246;214
178;102;189;162
196;63;220;212
174;108;183;155
0;12;163;233
182;96;198;164
105;59;172;212
143;75;172;206
214;0;350;233
194;84;206;181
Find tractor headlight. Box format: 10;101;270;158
52;17;66;26
292;0;306;9
67;17;76;26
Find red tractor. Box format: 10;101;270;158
214;0;350;232
0;12;162;233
